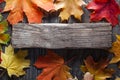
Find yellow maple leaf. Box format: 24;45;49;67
0;45;30;77
54;0;86;21
110;35;120;63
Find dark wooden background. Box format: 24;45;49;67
0;0;120;80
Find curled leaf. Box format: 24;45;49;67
34;50;73;80
0;45;30;77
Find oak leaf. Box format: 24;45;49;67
3;0;54;25
110;35;120;63
54;0;86;21
0;14;10;44
34;50;73;80
80;56;114;80
0;45;30;77
86;0;120;26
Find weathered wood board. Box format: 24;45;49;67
12;23;112;48
0;0;120;80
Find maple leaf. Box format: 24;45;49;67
116;77;120;80
54;0;86;21
110;35;120;63
0;45;30;77
3;0;54;25
34;50;73;80
31;0;54;12
86;0;120;26
0;0;4;3
0;14;10;44
80;56;114;80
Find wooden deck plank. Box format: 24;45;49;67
12;23;112;48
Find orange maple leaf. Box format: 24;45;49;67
34;50;72;80
3;0;54;25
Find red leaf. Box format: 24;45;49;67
87;0;120;26
0;0;4;3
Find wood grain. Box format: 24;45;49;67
12;23;112;48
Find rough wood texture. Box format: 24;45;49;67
12;23;112;48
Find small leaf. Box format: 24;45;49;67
81;56;114;80
54;0;86;21
110;35;120;63
34;50;73;80
0;45;30;77
86;0;120;26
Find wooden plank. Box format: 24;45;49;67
12;23;112;49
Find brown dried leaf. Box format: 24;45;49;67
81;56;114;80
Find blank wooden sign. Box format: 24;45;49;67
12;23;112;49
